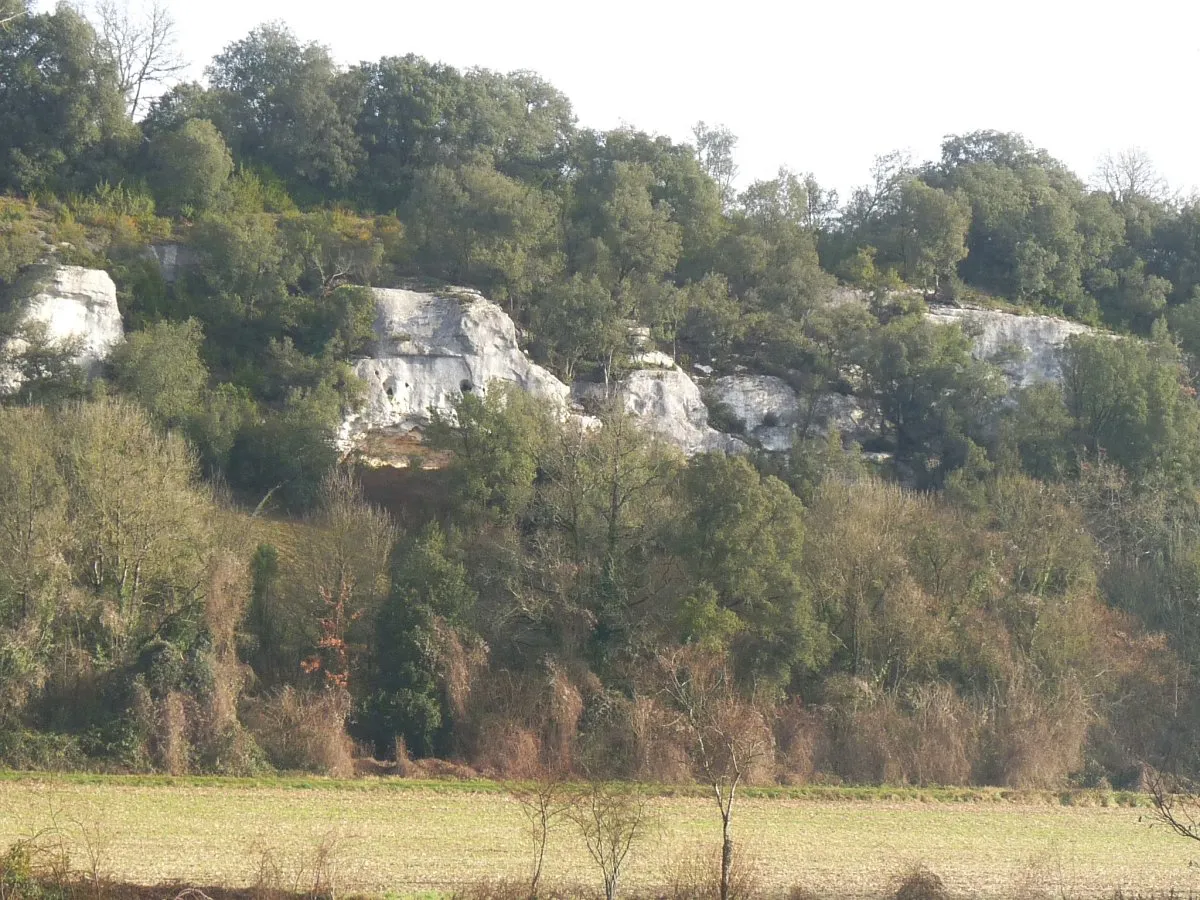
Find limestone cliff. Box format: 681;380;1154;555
338;287;570;455
339;285;1096;465
926;304;1092;387
1;265;123;391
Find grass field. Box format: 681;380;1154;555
1;775;1198;898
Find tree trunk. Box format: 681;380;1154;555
720;815;733;900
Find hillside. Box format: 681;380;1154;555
4;0;1200;802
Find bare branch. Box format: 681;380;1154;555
90;0;187;118
1094;147;1173;204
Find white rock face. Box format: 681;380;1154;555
709;375;872;452
146;242;199;284
575;367;744;456
710;375;800;452
926;305;1092;387
1;266;123;390
339;287;570;451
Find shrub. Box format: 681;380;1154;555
706;400;746;435
891;867;949;900
243;686;353;776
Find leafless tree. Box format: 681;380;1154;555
1148;768;1200;843
657;647;774;900
568;781;652;900
1095;148;1172;204
511;769;573;897
90;0;187;118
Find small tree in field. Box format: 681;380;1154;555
511;768;572;898
657;647;774;900
568;781;651;900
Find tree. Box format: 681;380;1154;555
511;771;573;897
90;0;186;118
673;453;826;684
530;273;621;381
656;646;773;900
568;781;651;900
426;384;551;526
109;319;208;429
1061;331;1200;484
0;3;128;191
403;163;563;309
1096;148;1171;205
0;406;66;726
206;22;361;194
860;316;1007;481
364;523;475;757
58;398;216;663
693;121;738;209
897;179;970;290
147;118;233;214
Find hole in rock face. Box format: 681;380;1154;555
460;380;474;393
385;387;395;399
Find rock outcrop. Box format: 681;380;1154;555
339;285;1097;466
575;367;744;456
340;285;746;461
708;376;872;451
338;287;570;454
926;304;1092;387
1;266;123;391
146;242;199;284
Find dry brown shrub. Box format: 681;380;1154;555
545;661;584;775
157;690;191;775
986;671;1089;788
819;676;981;785
457;670;541;771
774;699;825;784
902;682;980;786
433;618;489;727
243;687;353;776
662;844;764;900
891;866;949;900
629;695;691;784
474;720;544;780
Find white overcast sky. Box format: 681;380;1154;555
46;0;1200;198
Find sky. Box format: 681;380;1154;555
47;0;1200;198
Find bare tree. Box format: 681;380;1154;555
90;0;187;118
1148;768;1200;843
1095;148;1172;204
568;781;652;900
511;769;573;897
657;647;774;900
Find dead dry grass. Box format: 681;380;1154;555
0;777;1197;898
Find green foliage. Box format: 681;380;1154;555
109;318;208;428
673;453;827;684
1062;331;1200;485
860;316;1007;481
0;201;43;286
403;163;562;308
362;524;476;757
205;22;361;196
147;119;233;215
426;385;552;524
228;385;342;512
0;3;129;193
